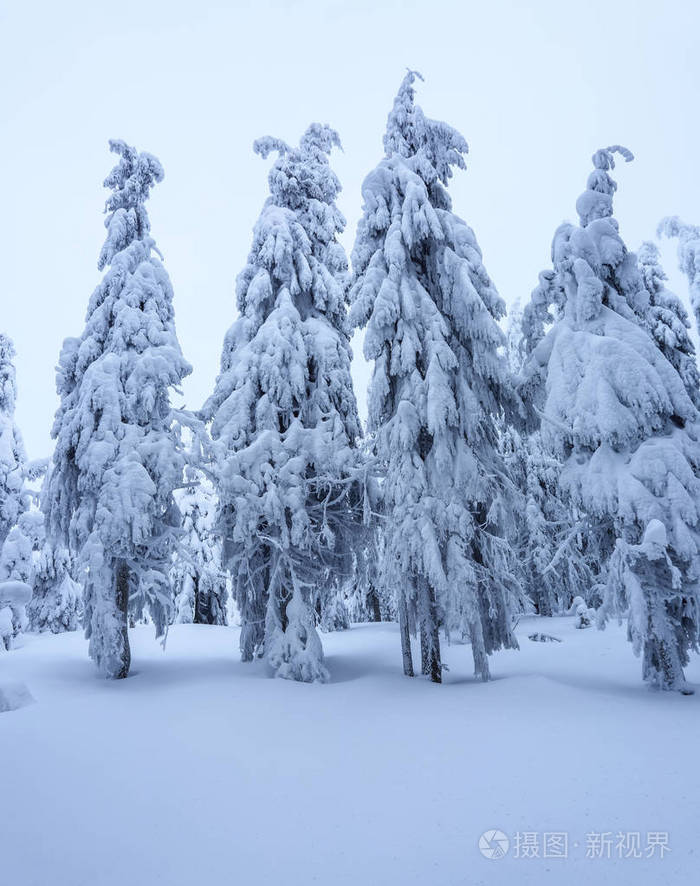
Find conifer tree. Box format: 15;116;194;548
658;217;700;333
509;283;604;615
0;335;43;648
0;524;33;643
350;72;521;682
502;426;600;615
171;476;227;625
521;147;700;691
26;543;82;634
638;240;700;408
346;524;394;624
203;124;363;683
43;140;192;679
0;334;29;549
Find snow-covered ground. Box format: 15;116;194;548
2;617;698;886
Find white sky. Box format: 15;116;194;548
2;0;700;459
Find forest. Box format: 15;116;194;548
3;70;700;696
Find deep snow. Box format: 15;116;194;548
1;616;698;886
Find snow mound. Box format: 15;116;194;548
0;681;35;713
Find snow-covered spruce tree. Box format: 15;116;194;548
350;72;521;683
315;583;350;632
171;475;227;625
0;337;38;649
521;147;700;691
504;313;603;615
26;543;82;634
43;140;192;679
345;522;395;624
26;465;81;633
0;508;43;645
0;525;33;645
638;240;700;408
203;124;363;683
658;217;700;333
502;426;601;616
0;334;29;549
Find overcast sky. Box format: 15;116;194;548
2;0;700;459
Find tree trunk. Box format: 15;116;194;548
367;585;382;622
639;560;689;692
422;581;441;684
398;595;414;677
240;560;268;661
536;587;553;617
114;559;131;679
193;574;203;624
643;634;686;691
280;586;290;633
420;624;429;675
429;623;441;683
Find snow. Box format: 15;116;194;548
1;619;698;885
0;578;32;606
0;680;34;712
642;518;667;549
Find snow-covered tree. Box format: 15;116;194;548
0;578;31;651
345;524;395;624
0;508;43;645
203;124;364;683
171;476;227;625
350;72;521;683
502;426;601;615
658;216;700;333
0;527;33;643
0;336;41;647
0;526;33;585
521;147;700;691
0;334;29;549
43;140;192;679
26;543;82;634
505;309;603;614
315;582;350;632
504;299;527;375
638;240;700;408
